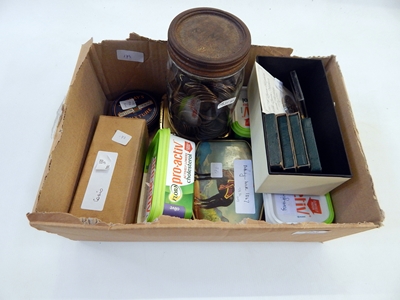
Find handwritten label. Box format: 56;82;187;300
210;162;223;178
272;194;296;215
116;50;144;62
81;151;118;211
255;62;286;114
112;130;132;146
233;160;255;214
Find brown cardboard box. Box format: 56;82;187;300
27;33;384;242
69;115;148;224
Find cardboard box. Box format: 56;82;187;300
248;57;352;195
27;33;384;242
69;115;148;224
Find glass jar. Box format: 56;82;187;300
166;7;251;141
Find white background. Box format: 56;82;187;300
1;1;399;299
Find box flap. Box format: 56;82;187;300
325;57;384;224
71;38;93;85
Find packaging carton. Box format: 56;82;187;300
248;56;352;195
69;115;148;224
27;33;384;242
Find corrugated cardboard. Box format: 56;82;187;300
69;116;148;224
27;33;384;242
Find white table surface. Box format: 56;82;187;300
1;1;399;299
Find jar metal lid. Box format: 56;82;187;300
167;7;251;78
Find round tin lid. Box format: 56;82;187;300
110;90;159;131
168;7;251;78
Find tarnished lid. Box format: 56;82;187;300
168;7;251;78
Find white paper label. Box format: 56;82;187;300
273;194;296;215
116;50;144;62
233;160;255;214
210;162;223;178
255;62;286;114
81;151;118;211
217;97;236;109
120;98;136;110
112;130;132;146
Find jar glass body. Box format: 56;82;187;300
167;56;245;141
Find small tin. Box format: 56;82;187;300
194;140;263;223
109;90;159;132
263;193;334;224
231;87;251;139
141;128;196;222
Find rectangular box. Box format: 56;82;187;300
27;33;383;242
248;57;352;195
69;115;148;224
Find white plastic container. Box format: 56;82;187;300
263;193;334;224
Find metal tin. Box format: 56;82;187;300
194;140;263;223
109;90;159;132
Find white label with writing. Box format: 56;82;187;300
255;62;287;114
217;97;236;109
233;160;255;214
81;151;118;211
116;50;144;62
273;194;296;215
210;162;223;178
120;98;137;110
112;130;132;146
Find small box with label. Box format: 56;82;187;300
194;140;263;223
69;115;148;224
248;56;352;195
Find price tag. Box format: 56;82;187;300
112;130;132;146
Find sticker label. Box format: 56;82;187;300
273;194;296;215
210;162;223;178
112;130;132;146
81;151;118;211
116;50;144;62
217;97;236;109
233;160;255;214
120;98;137;110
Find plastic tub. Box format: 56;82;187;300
263;193;334;224
142;128;196;222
